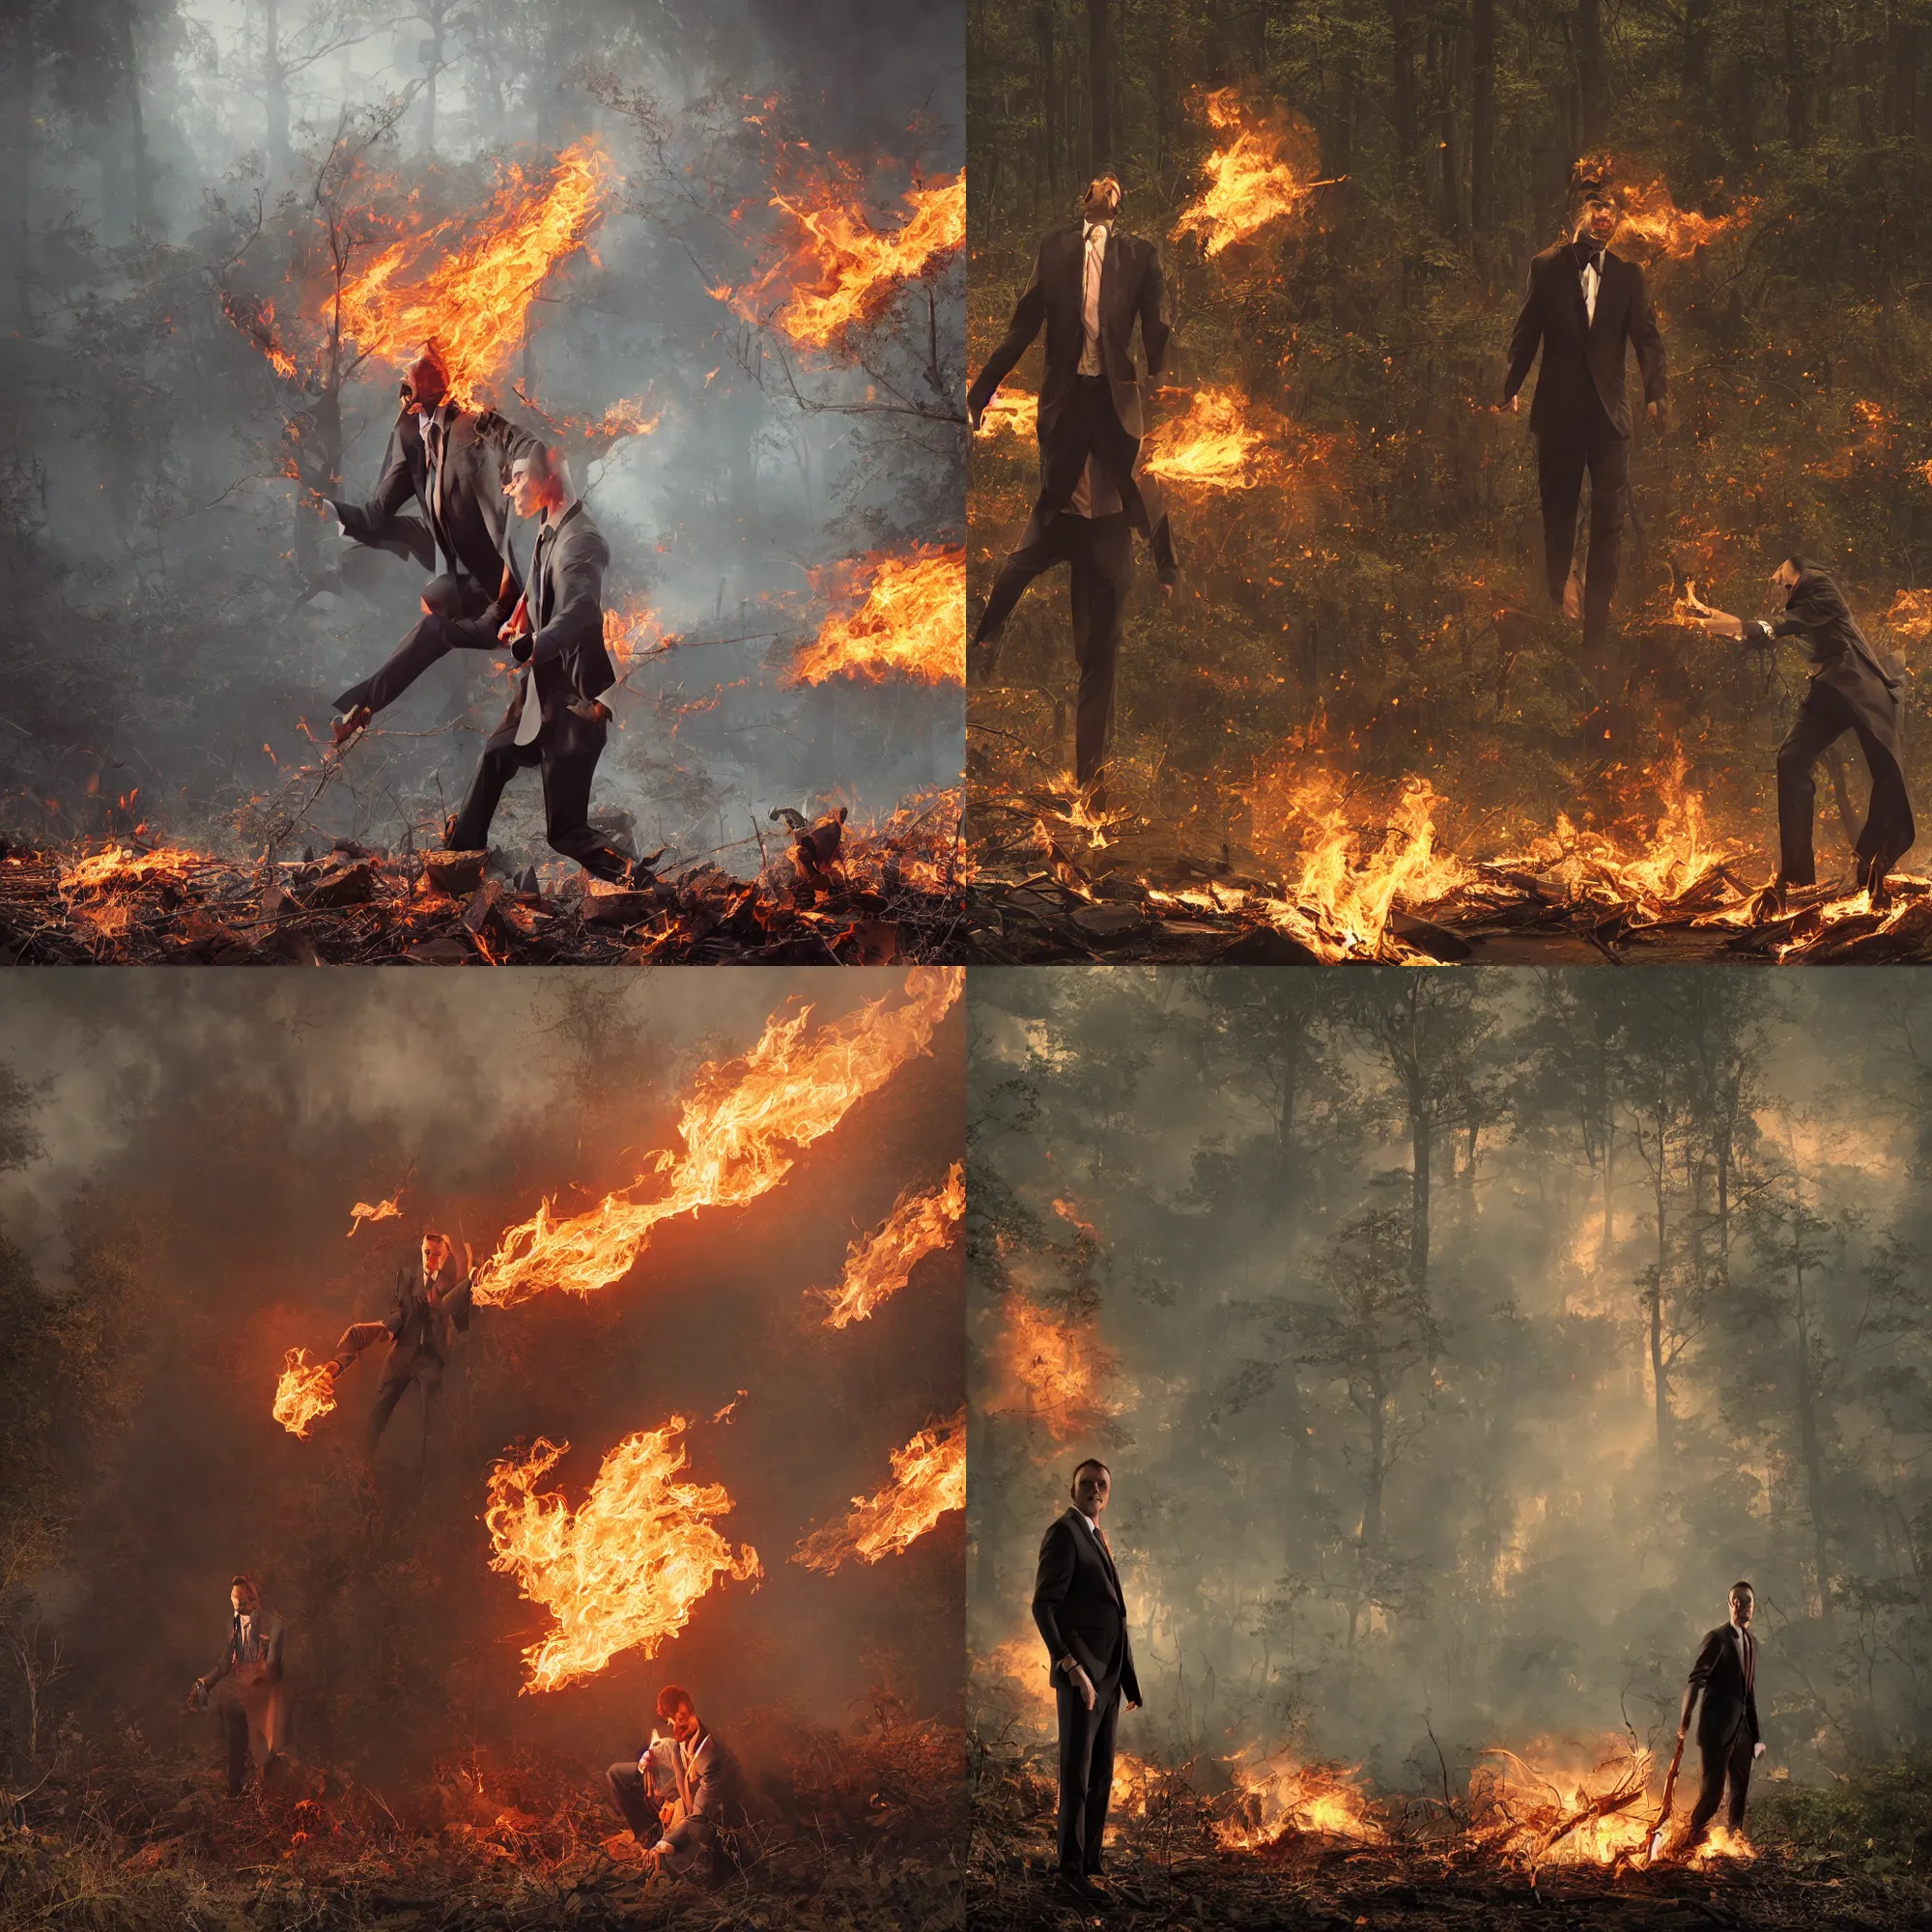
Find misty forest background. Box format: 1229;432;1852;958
967;967;1932;1803
0;0;962;880
0;971;964;1798
966;0;1932;882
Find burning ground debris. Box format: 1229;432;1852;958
1;788;970;964
1;1711;965;1932
965;1732;1930;1930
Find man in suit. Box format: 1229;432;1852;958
605;1684;744;1884
327;1230;474;1457
968;173;1179;806
441;444;633;882
1687;555;1914;910
1503;170;1667;667
1033;1456;1141;1906
1676;1580;1765;1847
185;1574;288;1797
326;344;544;742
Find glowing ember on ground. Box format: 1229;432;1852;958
58;844;196;894
786;548;965;686
1173;89;1337;257
815;1162;965;1329
340;138;616;407
347;1193;402;1236
471;967;961;1306
719;173;964;348
1215;1748;1385;1849
985;1293;1117;1442
1143;385;1272;490
792;1410;966;1572
484;1418;761;1692
271;1349;338;1438
975;388;1037;440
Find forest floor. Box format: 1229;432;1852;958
2;1718;965;1932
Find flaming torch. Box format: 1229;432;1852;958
792;1410;967;1572
814;1163;966;1329
484;1418;761;1693
271;1349;339;1439
471;967;962;1307
1173;90;1339;257
785;548;966;687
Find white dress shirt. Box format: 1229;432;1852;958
1078;220;1108;376
1578;249;1600;325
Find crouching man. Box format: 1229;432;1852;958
605;1683;743;1883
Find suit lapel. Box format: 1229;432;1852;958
1068;1507;1124;1607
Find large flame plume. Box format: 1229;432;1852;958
339;138;616;408
815;1163;965;1329
1173;90;1336;257
985;1293;1118;1444
271;1349;339;1439
1576;155;1756;260
716;173;965;348
484;1418;761;1693
791;1410;966;1572
1214;1748;1385;1848
1143;386;1272;490
471;968;961;1307
786;548;966;687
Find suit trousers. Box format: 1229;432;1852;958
334;574;497;717
1686;1725;1753;1840
365;1361;439;1455
1536;405;1630;657
606;1760;659;1839
1054;1673;1120;1876
1776;675;1915;887
445;725;629;878
974;512;1135;786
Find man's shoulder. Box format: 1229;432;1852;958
1040;1509;1077;1544
1529;241;1573;272
1605;248;1647;286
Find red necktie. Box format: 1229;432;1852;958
1742;1630;1753;1692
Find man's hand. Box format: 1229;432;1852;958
1509;394;1520;413
1125;1698;1141;1713
1648;398;1666;431
969;401;983;434
497;620;518;644
1059;1657;1097;1711
1753;1742;1767;1760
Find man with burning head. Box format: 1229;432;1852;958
605;1684;744;1883
966;171;1179;808
1503;165;1667;674
185;1575;287;1798
440;444;634;883
327;1231;474;1458
1033;1457;1140;1906
1688;555;1913;910
326;343;544;743
1673;1581;1766;1851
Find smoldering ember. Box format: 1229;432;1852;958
0;2;966;966
964;4;1932;966
968;969;1932;1929
0;969;967;1932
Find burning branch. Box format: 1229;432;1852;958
792;1410;966;1572
347;1192;403;1236
814;1163;965;1329
785;548;965;687
485;1419;761;1693
470;967;962;1307
1173;90;1339;257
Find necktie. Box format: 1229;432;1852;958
514;528;548;747
1742;1630;1752;1692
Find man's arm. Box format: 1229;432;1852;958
661;1743;736;1851
526;526;610;668
330;1321;392;1371
1679;1629;1723;1733
1136;242;1172;380
1629;264;1666;408
263;1618;286;1686
331;415;418;536
967;242;1050;424
1031;1520;1077;1665
1502;268;1543;406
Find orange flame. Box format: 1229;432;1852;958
975;388;1037;440
1886;587;1932;641
718;173;964;348
1173;90;1335;257
816;1162;965;1329
59;844;196;894
985;1293;1117;1444
785;548;965;686
347;1193;402;1236
1577;157;1756;260
271;1349;338;1438
1142;385;1271;490
471;967;961;1307
484;1418;761;1692
339;138;616;408
1051;1198;1097;1244
1215;1748;1385;1849
603;598;668;676
791;1410;966;1571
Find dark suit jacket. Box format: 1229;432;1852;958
1033;1507;1140;1705
969;224;1176;565
488;499;617;753
333;403;542;599
336;1262;472;1382
653;1725;743;1851
1503;242;1666;438
1747;567;1905;769
1686;1623;1761;1751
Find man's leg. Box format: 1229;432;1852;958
364;1371;414;1455
333;579;496;718
1850;723;1915;889
1535;422;1587;609
220;1702;250;1797
1579;415;1631;662
973;520;1075;650
1068;515;1133;790
1054;1676;1104;1875
1082;1688;1121;1875
1775;689;1849;887
606;1760;657;1839
538;731;630;879
445;741;534;853
1723;1731;1754;1833
1683;1737;1730;1845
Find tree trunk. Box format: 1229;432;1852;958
1650;1141;1670;1465
424;7;444;159
1470;0;1494;233
1683;0;1713;97
111;0;154;233
1036;1;1058;215
1785;1;1809;148
262;0;290;183
1410;1110;1431;1293
1390;0;1419;173
1086;0;1112;176
5;4;32;333
1792;1262;1834;1632
1577;0;1607;151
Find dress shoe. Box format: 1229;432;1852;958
1053;1870;1109;1907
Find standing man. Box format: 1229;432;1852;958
1502;168;1667;670
1687;555;1913;910
327;343;544;743
967;173;1179;809
327;1230;474;1458
186;1575;287;1798
1675;1580;1765;1850
440;445;634;883
1033;1457;1140;1906
605;1685;744;1884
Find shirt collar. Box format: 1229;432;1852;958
1084;219;1110;244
